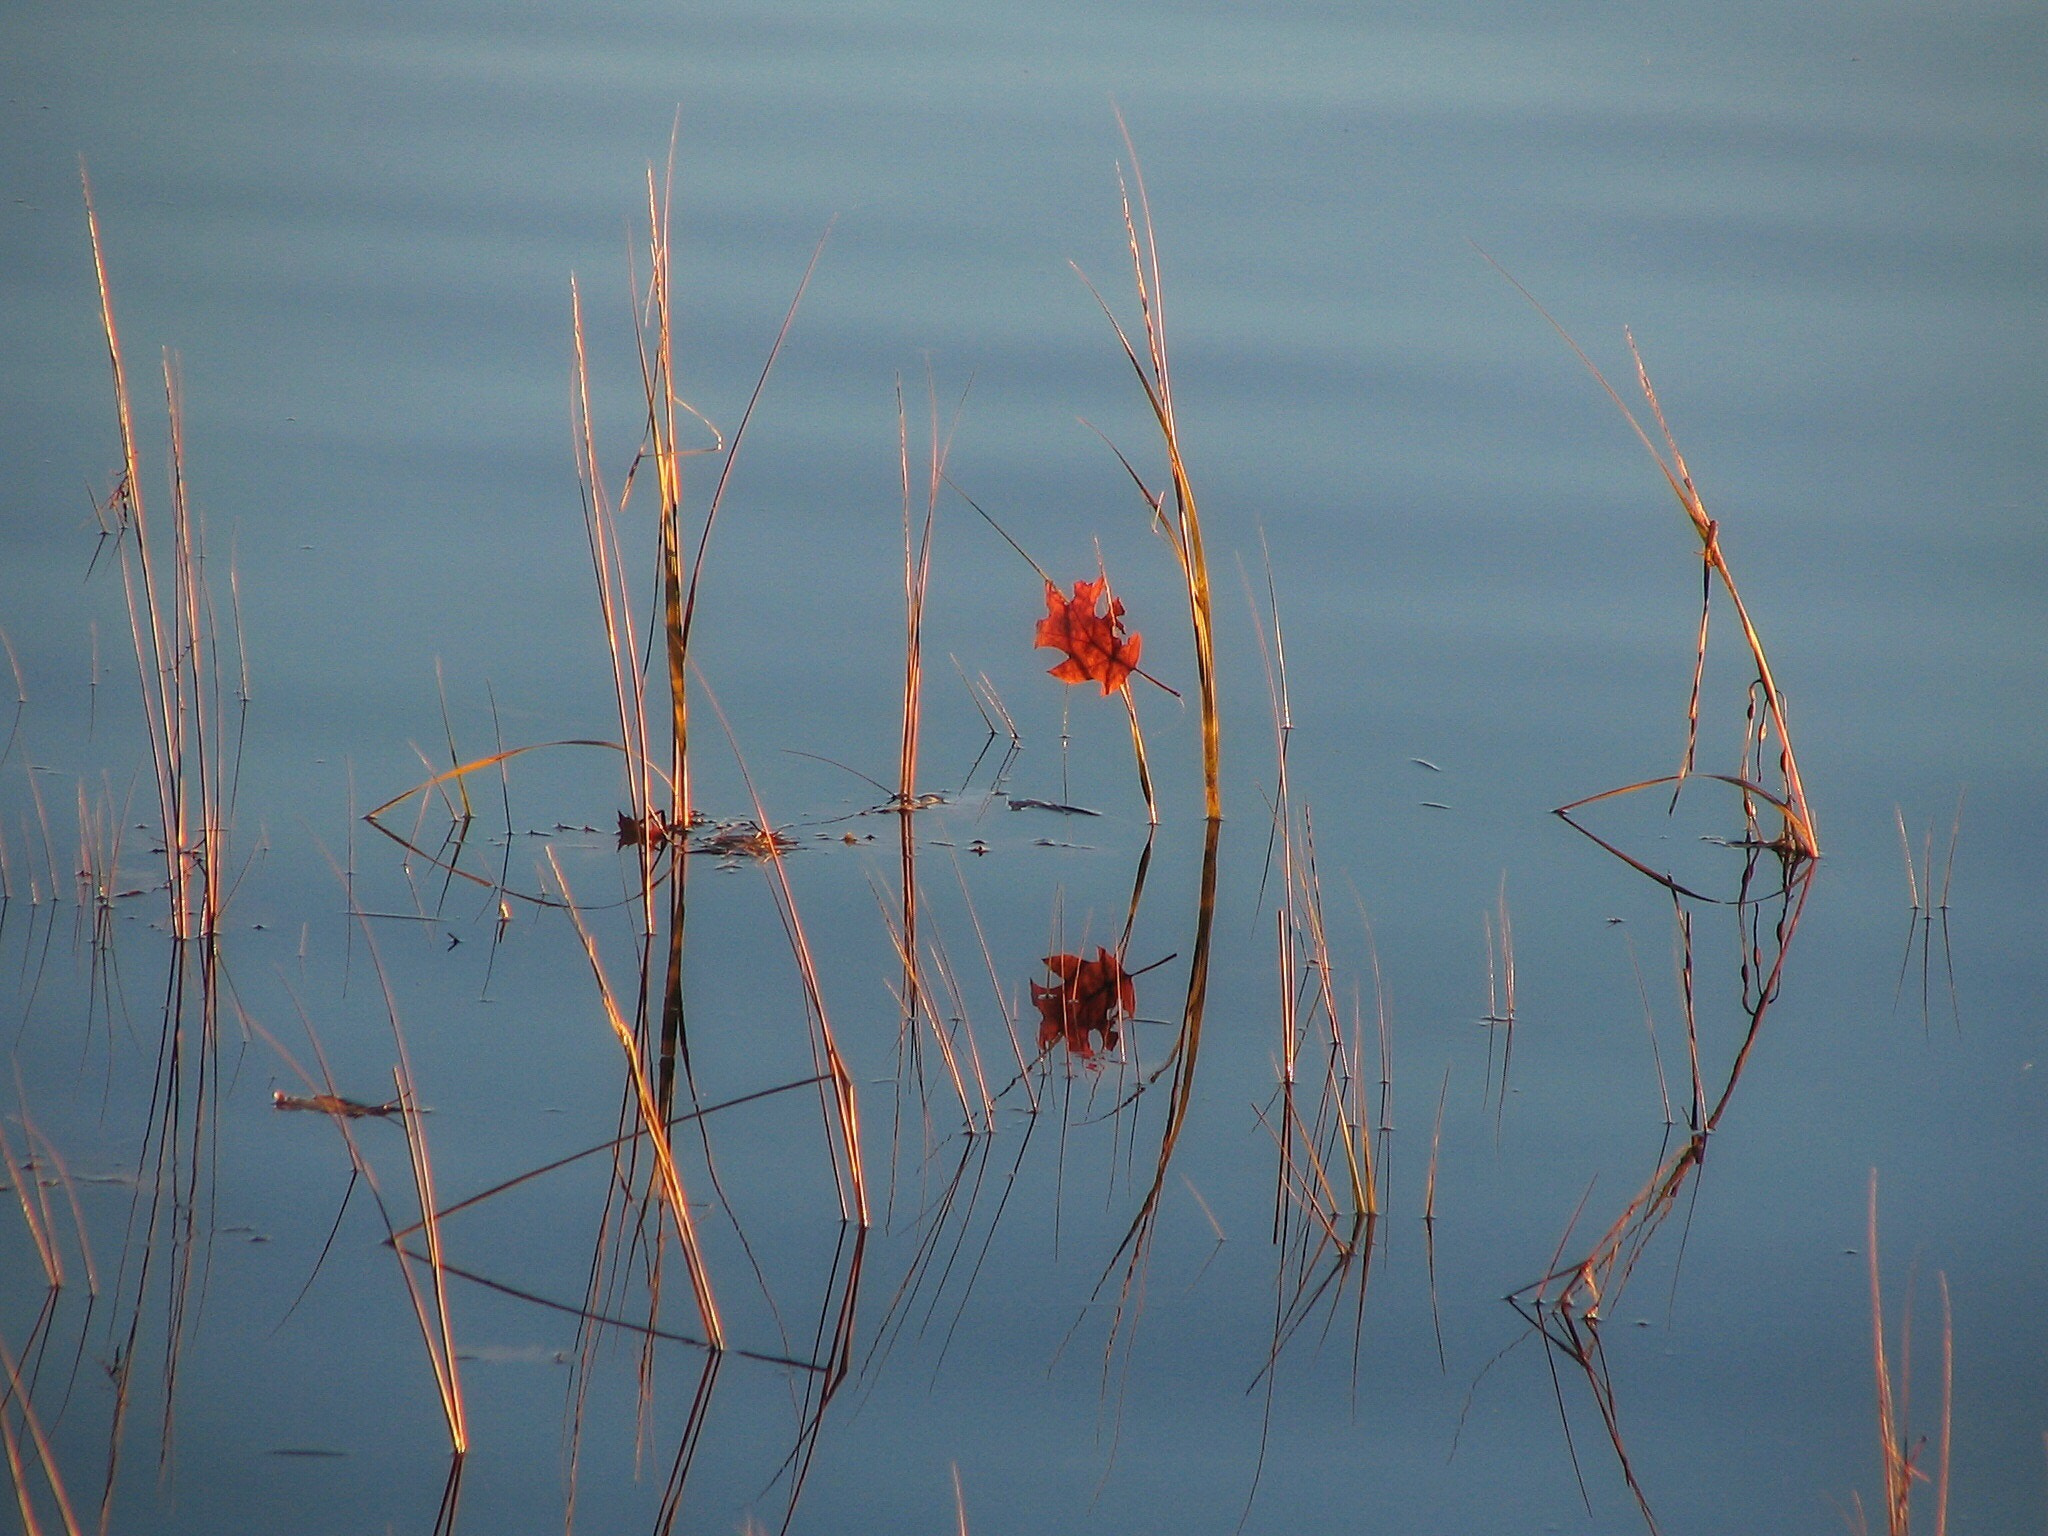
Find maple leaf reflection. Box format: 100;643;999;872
1034;578;1142;695
1031;947;1135;1059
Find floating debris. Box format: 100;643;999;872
617;808;798;860
689;819;800;860
455;1344;570;1365
1007;796;1101;816
273;1090;401;1119
880;791;948;812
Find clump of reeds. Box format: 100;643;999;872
1488;252;1816;867
1860;1173;1951;1536
539;153;875;1491
350;159;874;1503
1029;132;1235;1403
1893;798;1962;1031
1081;119;1221;822
0;1321;86;1536
83;171;248;943
1479;280;1829;1529
569;141;827;1122
1237;556;1383;1493
883;377;1000;1144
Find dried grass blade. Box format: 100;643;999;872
547;851;726;1348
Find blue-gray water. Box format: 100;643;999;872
2;3;2043;1532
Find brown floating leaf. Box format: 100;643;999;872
1030;947;1135;1058
617;809;666;849
1035;577;1142;695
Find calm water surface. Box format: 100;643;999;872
2;3;2043;1532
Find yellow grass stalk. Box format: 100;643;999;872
893;375;949;1122
1520;854;1812;1319
872;879;978;1138
1247;553;1375;1229
1866;1173;1953;1536
390;1055;467;1455
1290;817;1371;1221
259;1002;470;1457
1092;815;1219;1357
0;1116;60;1289
923;936;997;1133
1423;1065;1449;1224
1079;120;1221;820
1121;687;1158;826
83;172;242;939
334;919;472;1453
1623;339;1815;855
1936;1274;1952;1536
897;375;952;813
1273;904;1298;1238
636;162;693;828
952;855;1037;1113
0;1327;85;1536
84;179;176;924
547;850;725;1348
1481;876;1519;1138
694;675;868;1226
0;625;23;776
1868;1174;1910;1536
23;1120;98;1297
1485;250;1815;857
570;277;658;926
361;739;621;903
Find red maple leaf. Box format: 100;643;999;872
1030;947;1136;1058
1035;578;1142;696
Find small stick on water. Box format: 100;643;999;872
1423;1066;1449;1225
1424;1066;1449;1371
272;1090;400;1119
